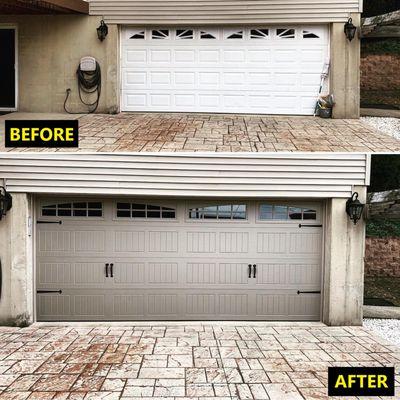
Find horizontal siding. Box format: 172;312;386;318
89;0;361;24
0;154;369;198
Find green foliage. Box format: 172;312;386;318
362;39;400;55
370;155;400;192
363;0;400;17
367;219;400;237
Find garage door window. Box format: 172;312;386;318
152;29;169;39
176;29;193;39
250;29;269;39
41;202;103;217
129;30;145;39
200;30;217;39
259;204;316;221
189;204;247;220
277;28;295;39
116;202;176;219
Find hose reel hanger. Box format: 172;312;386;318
64;56;101;114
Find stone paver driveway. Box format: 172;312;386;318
0;323;398;399
2;113;400;152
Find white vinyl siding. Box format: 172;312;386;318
0;154;370;198
89;0;361;24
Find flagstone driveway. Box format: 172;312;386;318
0;323;398;399
2;112;400;152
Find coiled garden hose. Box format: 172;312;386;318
64;61;101;114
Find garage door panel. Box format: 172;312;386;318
186;293;217;316
256;294;288;317
289;232;321;254
256;263;320;288
113;262;146;285
288;294;321;319
75;231;106;253
121;26;329;114
186;262;249;285
39;231;72;253
38;262;73;285
187;231;217;253
74;262;107;285
115;231;145;252
74;294;106;318
148;294;179;317
218;294;249;317
148;262;179;284
148;231;179;252
257;232;287;254
113;294;145;317
37;294;71;319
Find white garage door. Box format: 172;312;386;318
36;198;323;321
121;26;329;115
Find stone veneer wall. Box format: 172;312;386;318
360;51;400;108
365;237;400;277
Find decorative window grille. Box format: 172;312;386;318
189;204;247;220
117;203;176;219
259;204;317;221
42;202;103;217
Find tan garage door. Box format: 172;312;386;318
36;198;323;321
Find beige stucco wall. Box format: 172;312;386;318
0;15;118;113
322;186;367;326
330;14;361;119
0;193;33;325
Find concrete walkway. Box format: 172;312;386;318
1;112;400;152
0;323;398;399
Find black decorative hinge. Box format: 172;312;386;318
37;221;62;224
297;290;321;295
37;290;62;294
299;224;322;228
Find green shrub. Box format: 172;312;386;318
367;219;400;237
362;39;400;55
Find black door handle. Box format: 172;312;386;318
253;264;257;278
110;263;114;278
248;264;252;278
105;263;109;278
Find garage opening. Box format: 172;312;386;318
120;26;329;115
36;198;323;321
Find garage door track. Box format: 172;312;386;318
0;323;398;399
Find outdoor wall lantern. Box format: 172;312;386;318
0;187;12;221
344;18;357;42
346;192;365;225
97;19;108;42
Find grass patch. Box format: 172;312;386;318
364;276;400;306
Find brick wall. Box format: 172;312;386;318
361;54;400;91
365;237;400;277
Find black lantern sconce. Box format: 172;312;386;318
97;19;108;42
346;192;365;225
344;18;357;42
0;187;12;221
